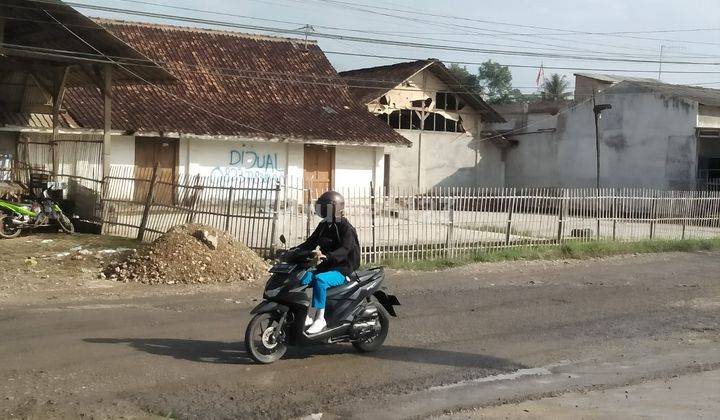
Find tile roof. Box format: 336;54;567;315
63;20;410;146
339;59;505;123
339;60;433;105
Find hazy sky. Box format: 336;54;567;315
81;0;720;92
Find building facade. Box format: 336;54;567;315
340;60;508;190
491;74;720;190
0;20;410;196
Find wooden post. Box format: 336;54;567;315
370;181;377;259
556;189;565;243
505;189;515;246
269;181;281;255
137;163;158;241
102;65;112;181
446;195;454;258
187;174;202;223
50;67;69;178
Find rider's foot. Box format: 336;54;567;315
304;314;314;327
306;317;326;334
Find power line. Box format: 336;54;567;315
312;0;720;48
19;0;720;66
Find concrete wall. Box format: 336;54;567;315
698;105;720;129
334;146;382;189
387;130;504;189
501;90;699;190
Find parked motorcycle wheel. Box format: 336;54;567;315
0;215;21;239
352;301;390;353
245;312;287;364
57;213;75;234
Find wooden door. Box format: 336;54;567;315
303;144;334;199
134;137;178;205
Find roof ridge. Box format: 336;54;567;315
92;18;318;45
339;59;433;76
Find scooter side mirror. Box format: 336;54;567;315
279;234;287;246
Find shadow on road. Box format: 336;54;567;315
84;338;524;370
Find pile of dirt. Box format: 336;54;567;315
102;224;268;285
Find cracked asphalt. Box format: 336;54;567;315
1;250;719;419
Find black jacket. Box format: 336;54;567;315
297;218;360;276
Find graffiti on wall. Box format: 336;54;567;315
210;146;283;179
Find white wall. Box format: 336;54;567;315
502;90;699;190
386;130;504;189
110;135;135;170
185;138;290;180
334;146;377;189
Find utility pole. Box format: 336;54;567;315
592;91;612;189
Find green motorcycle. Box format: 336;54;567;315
0;189;74;238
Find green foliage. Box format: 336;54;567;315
541;73;571;101
379;239;720;271
447;60;522;104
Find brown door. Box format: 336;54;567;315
134;137;178;205
303;144;334;199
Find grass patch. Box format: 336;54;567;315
378;239;720;271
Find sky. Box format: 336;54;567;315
78;0;720;93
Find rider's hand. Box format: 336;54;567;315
312;249;327;261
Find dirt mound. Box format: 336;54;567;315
103;224;268;285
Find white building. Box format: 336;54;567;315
340;60;508;190
490;74;720;190
0;20;410;197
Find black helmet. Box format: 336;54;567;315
315;190;345;222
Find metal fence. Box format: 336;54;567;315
4;161;720;263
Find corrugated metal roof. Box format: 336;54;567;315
574;73;659;84
62;20;411;146
339;59;505;123
576;73;720;107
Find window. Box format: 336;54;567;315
434;91;463;111
378;110;465;133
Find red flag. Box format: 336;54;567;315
536;63;545;86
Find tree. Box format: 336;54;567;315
541;73;570;101
447;60;522;104
477;60;523;104
447;63;482;96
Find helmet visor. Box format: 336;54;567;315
314;202;335;221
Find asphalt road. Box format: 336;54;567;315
1;251;719;419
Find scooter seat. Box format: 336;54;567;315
350;269;380;283
326;280;359;298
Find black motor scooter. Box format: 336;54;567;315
244;235;400;364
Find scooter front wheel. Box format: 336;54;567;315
245;312;287;364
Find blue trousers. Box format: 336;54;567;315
301;270;346;309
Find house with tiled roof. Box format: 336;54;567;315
1;19;410;194
340;59;508;189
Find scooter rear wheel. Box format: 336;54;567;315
245;312;287;364
352;302;390;353
0;215;21;239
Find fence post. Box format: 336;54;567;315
446;195;454;258
305;186;313;239
649;193;658;239
269;180;281;256
612;191;617;241
187;174;201;224
225;184;233;232
556;189;565;244
370;181;377;263
137;163;158;241
505;189;515;246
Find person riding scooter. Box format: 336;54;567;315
296;190;360;334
